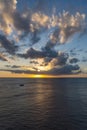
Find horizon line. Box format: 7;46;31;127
0;74;87;78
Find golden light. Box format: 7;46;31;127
32;74;45;78
30;74;58;78
37;69;41;72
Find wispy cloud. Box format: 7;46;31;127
0;53;8;61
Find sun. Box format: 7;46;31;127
37;69;41;72
32;74;45;78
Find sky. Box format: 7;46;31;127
0;0;87;77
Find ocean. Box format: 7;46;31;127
0;78;87;130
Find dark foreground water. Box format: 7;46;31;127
0;78;87;130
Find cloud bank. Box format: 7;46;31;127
0;0;86;75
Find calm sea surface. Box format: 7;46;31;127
0;78;87;130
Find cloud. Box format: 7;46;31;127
49;11;86;44
0;0;49;37
49;52;69;67
0;34;18;55
18;46;69;73
0;1;86;75
18;47;69;73
18;47;58;59
31;12;49;28
5;65;21;69
30;29;40;44
11;65;20;68
29;11;86;58
0;0;17;35
0;0;86;44
30;60;39;64
40;52;68;68
43;40;56;50
41;57;52;66
31;11;86;45
0;0;33;38
0;0;17;11
12;11;31;33
47;64;80;75
69;58;79;64
18;48;46;59
0;69;38;74
0;53;8;61
0;0;48;42
0;64;80;75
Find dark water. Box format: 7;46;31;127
0;78;87;130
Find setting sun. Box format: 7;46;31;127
32;74;45;78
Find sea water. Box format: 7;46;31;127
0;78;87;130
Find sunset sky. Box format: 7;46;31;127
0;0;87;77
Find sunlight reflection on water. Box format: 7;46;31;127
0;78;87;130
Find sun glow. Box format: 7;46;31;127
30;74;59;78
32;74;45;78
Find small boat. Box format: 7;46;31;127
20;84;24;86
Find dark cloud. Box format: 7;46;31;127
50;29;60;44
0;64;80;75
0;34;18;55
32;67;39;71
18;48;46;59
11;65;21;68
42;57;52;66
30;30;40;44
12;11;31;33
44;40;56;50
41;52;69;68
42;41;58;58
44;57;52;63
0;60;83;76
47;64;80;75
54;53;69;66
70;49;77;56
70;48;83;57
69;58;79;64
0;69;38;74
30;60;39;64
5;65;21;68
18;47;58;59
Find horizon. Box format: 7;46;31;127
0;72;87;78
